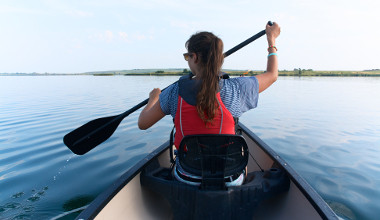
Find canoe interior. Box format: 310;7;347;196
77;123;337;220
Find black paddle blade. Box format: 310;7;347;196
63;115;123;155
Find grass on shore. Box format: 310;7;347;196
91;69;380;77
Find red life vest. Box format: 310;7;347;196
173;75;235;149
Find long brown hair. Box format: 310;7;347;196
186;32;224;124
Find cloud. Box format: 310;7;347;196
65;9;93;17
133;33;147;41
41;0;93;18
170;20;199;33
89;30;153;43
89;30;114;43
119;32;129;42
104;30;114;42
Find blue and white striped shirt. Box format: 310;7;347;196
159;76;259;118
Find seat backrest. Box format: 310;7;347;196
177;134;249;190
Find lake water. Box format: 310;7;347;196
0;76;379;219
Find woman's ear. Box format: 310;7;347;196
193;53;198;63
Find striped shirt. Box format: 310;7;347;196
159;76;259;118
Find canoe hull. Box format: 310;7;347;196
76;123;337;220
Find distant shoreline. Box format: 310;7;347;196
2;69;380;77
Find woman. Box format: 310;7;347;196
138;22;280;185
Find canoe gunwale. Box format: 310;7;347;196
76;122;337;220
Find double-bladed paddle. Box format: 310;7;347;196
64;21;273;155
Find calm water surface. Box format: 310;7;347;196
0;76;379;219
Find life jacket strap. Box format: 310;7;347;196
169;125;175;164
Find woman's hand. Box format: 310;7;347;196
266;22;281;46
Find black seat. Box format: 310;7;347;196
177;134;248;190
140;134;290;220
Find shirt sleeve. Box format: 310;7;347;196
237;76;259;112
159;82;179;118
220;76;259;117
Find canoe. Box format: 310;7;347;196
75;122;338;220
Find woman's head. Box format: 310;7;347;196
185;31;224;76
185;32;224;124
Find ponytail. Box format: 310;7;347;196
186;32;224;124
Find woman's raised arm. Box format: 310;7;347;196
255;22;281;93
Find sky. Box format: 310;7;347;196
0;0;379;73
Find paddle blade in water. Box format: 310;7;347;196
63;115;123;155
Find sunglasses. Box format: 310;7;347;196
183;53;194;61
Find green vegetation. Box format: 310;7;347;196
93;73;114;76
278;69;380;77
89;68;189;76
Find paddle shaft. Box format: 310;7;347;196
224;30;267;57
113;25;270;124
65;22;272;154
120;22;272;119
